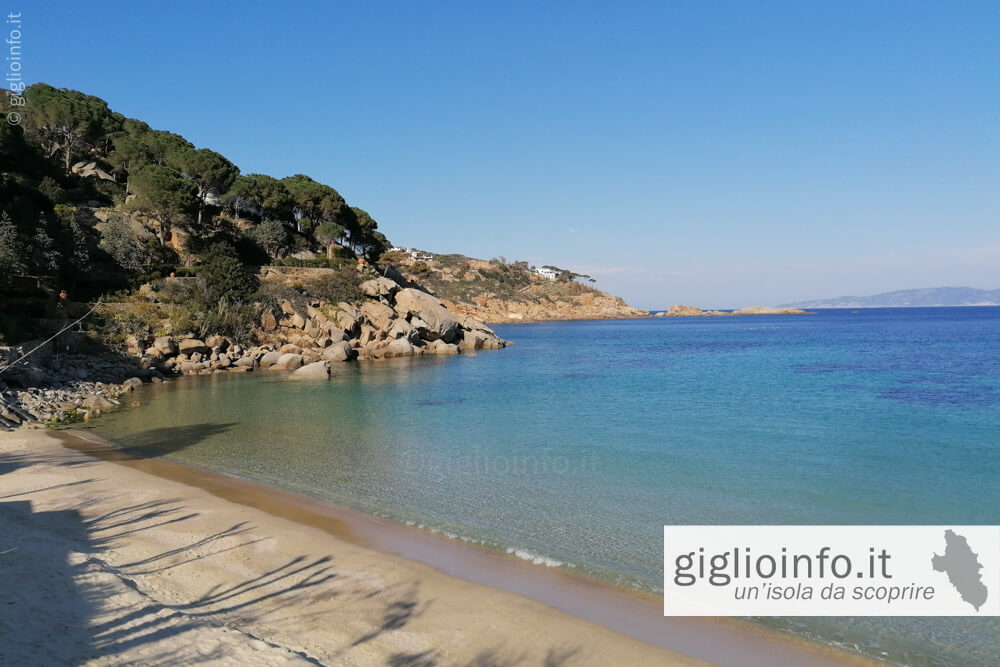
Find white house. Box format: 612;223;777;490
535;267;559;280
389;246;434;261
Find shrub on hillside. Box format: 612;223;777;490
273;256;354;269
99;213;167;274
304;267;363;305
199;243;259;304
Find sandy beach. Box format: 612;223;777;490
0;427;875;666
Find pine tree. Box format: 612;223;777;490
0;211;27;285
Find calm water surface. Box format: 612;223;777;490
90;307;1000;666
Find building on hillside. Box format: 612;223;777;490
390;246;433;261
535;267;559;280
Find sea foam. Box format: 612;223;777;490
505;547;569;568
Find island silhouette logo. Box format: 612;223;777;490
931;529;989;612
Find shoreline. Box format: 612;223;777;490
2;425;878;666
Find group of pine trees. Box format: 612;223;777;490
0;83;390;297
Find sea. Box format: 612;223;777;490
89;307;1000;666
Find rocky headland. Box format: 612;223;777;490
383;252;647;323
442;291;646;324
654;304;810;317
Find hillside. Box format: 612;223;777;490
0;83;512;425
0;83;643;353
381;250;647;323
779;287;1000;309
0;82;644;424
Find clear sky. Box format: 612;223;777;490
21;1;1000;308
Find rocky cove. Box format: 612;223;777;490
0;274;505;427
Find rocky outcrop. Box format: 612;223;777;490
359;277;399;298
0;275;507;426
730;305;809;316
153;336;178;355
384;251;647;323
443;292;647;324
0;339;165;426
346;281;505;358
393;289;463;343
654;305;726;317
359;301;396;331
655;304;810;317
126;278;505;375
177;339;209;354
70;160;116;182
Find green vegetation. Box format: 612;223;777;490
0;83;393;343
45;408;86;428
402;255;602;304
272;256;355;269
303;268;364;305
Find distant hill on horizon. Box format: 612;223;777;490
779;287;1000;309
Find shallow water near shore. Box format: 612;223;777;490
89;307;1000;666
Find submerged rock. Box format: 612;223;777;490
121;377;144;391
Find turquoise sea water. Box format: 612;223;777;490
90;307;1000;665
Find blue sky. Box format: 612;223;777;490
22;1;1000;308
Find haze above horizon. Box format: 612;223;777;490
25;1;1000;309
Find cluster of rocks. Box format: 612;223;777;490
148;279;506;381
0;343;161;426
0;380;144;426
352;279;506;357
654;305;727;317
0;279;506;428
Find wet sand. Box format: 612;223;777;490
0;427;877;665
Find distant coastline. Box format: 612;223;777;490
780;286;1000;309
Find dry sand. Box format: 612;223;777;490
0;428;875;666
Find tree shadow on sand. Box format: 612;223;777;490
1;422;238;472
386;645;582;667
0;447;337;665
1;435;585;665
0;492;339;664
74;421;239;459
352;582;430;647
